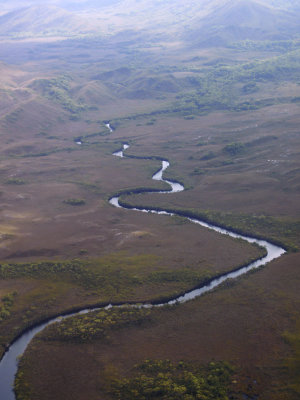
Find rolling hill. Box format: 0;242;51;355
0;5;98;37
0;0;122;13
185;0;300;45
1;0;300;42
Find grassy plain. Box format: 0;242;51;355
0;9;299;399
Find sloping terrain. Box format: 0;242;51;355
0;5;98;36
0;1;299;400
0;0;122;13
94;67;183;99
0;63;36;119
0;62;28;87
1;0;299;41
185;0;300;45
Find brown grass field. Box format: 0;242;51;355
0;13;299;399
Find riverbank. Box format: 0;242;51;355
7;141;286;400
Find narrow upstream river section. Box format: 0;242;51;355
0;143;285;400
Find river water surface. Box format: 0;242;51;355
0;143;285;400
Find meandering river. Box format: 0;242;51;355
0;142;285;400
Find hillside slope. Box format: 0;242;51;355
0;5;98;36
185;0;300;45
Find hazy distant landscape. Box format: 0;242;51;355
0;1;299;399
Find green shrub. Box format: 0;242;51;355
0;291;17;322
42;308;151;343
109;359;234;400
63;198;86;206
200;151;216;161
5;178;26;185
223;142;245;156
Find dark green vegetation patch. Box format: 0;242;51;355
5;178;26;185
30;76;87;114
40;308;150;343
119;199;299;252
173;49;300;115
282;320;300;396
108;359;234;400
0;259;139;290
0;291;17;322
63;198;86;206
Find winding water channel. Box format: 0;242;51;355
0;143;285;400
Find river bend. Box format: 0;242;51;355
0;143;285;400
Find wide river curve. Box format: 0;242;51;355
0;143;285;400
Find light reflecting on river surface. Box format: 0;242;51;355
0;143;285;400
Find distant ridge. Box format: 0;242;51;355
185;0;300;45
0;5;97;36
0;0;122;13
0;0;299;41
